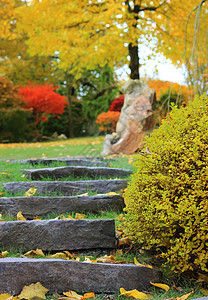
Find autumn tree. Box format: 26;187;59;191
16;0;207;81
18;83;68;124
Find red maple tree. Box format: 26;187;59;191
18;83;68;123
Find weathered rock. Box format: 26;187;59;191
0;219;116;251
22;166;132;180
3;179;128;195
0;194;125;218
102;80;155;155
0;258;161;294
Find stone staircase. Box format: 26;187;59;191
0;157;160;295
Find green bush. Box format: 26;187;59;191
122;94;208;274
0;108;34;142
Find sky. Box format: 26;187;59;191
116;43;187;85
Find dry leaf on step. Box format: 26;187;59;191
17;211;27;221
120;288;148;299
18;282;49;300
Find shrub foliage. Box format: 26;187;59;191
123;94;208;274
96;111;120;133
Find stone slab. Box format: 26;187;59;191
0;258;161;294
2;158;109;167
0;219;116;251
3;179;128;195
0;194;125;218
22;166;132;180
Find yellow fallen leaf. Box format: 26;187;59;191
83;293;95;299
97;255;116;263
17;211;27;221
76;257;80;261
25;188;37;197
0;294;13;300
75;213;85;219
24;249;45;257
48;252;68;259
134;257;145;267
2;251;9;257
176;291;194;300
120;288;148;299
63;290;83;300
62;214;74;220
0;192;4;195
18;282;49;300
150;282;170;291
0;172;10;176
106;192;118;195
77;193;89;197
33;218;42;221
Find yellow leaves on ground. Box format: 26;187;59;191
0;136;105;149
0;172;10;176
62;291;95;300
24;249;45;257
120;288;148;299
17;211;27;221
150;281;170;291
25;188;37;197
0;294;18;300
18;282;49;300
63;290;83;300
134;257;153;269
175;291;194;300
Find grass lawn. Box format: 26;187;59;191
0;137;206;299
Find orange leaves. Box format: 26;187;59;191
96;111;120;133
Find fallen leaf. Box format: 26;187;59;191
118;237;131;246
24;249;45;257
134;257;146;267
62;214;74;220
2;251;9;257
18;282;49;300
64;251;74;258
63;290;83;299
25;188;37;197
97;255;116;263
17;211;27;221
0;172;10;176
150;282;170;291
120;288;148;299
21;174;26;178
48;252;68;259
0;294;18;300
176;291;194;300
75;213;85;219
77;193;89;197
0;192;4;195
83;293;95;299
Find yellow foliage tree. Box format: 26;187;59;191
15;0;208;80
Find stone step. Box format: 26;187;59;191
3;179;128;196
0;219;116;251
0;194;125;219
22;166;133;180
2;157;109;167
0;257;161;294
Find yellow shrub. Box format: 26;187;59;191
123;94;208;274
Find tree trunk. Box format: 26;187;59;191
66;73;74;138
128;43;140;80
